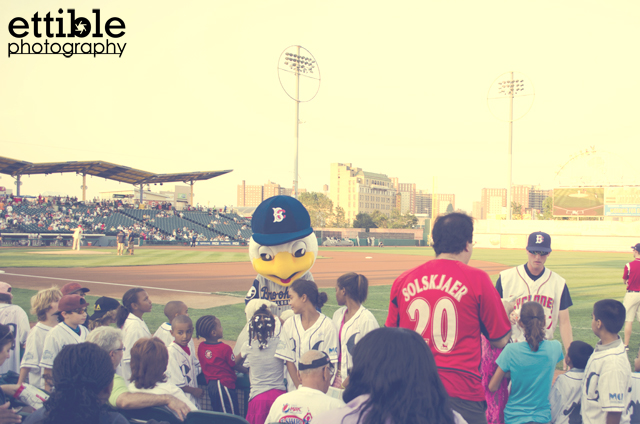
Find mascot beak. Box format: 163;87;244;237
252;250;316;286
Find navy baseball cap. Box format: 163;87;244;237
251;196;313;246
632;243;640;251
526;231;552;253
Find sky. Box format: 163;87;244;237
1;0;639;212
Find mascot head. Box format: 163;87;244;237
249;196;318;287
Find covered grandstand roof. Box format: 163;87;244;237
0;156;232;184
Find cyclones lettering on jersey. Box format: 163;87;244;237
515;294;555;310
402;274;469;302
260;286;290;306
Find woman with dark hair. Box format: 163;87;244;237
314;327;466;424
23;343;128;424
274;279;338;391
116;288;153;382
332;273;379;389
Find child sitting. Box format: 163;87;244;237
0;282;30;375
489;301;564;424
167;315;203;408
154;301;189;347
196;315;240;415
581;299;631;424
39;294;89;392
235;305;286;424
549;341;594;424
127;337;197;414
18;286;62;389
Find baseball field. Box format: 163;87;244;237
0;245;635;366
553;187;605;216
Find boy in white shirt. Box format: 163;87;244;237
550;340;594;424
167;315;202;407
0;282;30;375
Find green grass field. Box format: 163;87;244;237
4;247;637;366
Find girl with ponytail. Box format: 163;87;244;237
274;279;338;391
488;301;564;424
116;288;153;382
332;273;379;388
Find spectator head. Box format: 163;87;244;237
343;327;455;424
431;213;474;258
163;301;188;322
298;350;334;394
336;272;369;305
289;279;328;312
30;286;63;322
88;297;120;331
593;299;626;336
86;326;124;370
566;340;594;370
62;282;90;297
0;324;16;363
0;282;13;304
248;304;276;350
130;337;168;389
57;295;88;324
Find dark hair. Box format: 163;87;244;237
567;340;594;369
0;294;12;304
432;212;473;256
43;343;115;424
0;324;15;351
249;305;276;350
195;315;218;339
87;310;118;331
520;301;546;352
337;273;369;304
593;299;626;334
342;328;455;424
291;279;328;309
116;288;145;328
130;337;168;389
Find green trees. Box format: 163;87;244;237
298;192;334;228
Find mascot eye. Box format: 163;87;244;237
258;246;274;261
292;241;307;258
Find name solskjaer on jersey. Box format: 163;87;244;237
261;286;289;306
8;8;127;58
402;274;469;302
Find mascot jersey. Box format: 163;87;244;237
245;272;314;317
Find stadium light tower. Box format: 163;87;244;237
278;46;321;199
487;72;535;220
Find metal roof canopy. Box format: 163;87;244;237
0;156;232;185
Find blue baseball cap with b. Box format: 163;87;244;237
251;196;313;246
527;231;552;253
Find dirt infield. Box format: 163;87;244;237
0;249;508;307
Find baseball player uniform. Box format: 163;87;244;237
549;368;585;424
332;306;379;383
623;255;640;322
581;339;632;424
20;322;54;389
621;372;640;424
386;258;511;403
265;385;344;424
39;322;89;369
167;342;202;408
0;303;29;374
496;265;572;343
120;313;151;382
245;272;314;317
275;313;338;392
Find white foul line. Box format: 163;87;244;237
1;272;213;295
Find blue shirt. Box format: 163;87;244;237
496;339;564;424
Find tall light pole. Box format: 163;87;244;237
278;46;320;199
487;72;535;220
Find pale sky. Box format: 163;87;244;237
1;0;638;212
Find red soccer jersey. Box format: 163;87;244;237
624;258;640;292
197;341;236;389
386;259;511;402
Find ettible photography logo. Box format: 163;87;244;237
7;9;126;58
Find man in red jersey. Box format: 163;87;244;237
386;212;511;424
623;243;640;349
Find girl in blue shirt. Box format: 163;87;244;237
489;301;564;424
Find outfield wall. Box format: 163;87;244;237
474;220;640;252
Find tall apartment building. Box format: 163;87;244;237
479;185;551;218
472;201;482;219
329;163;396;224
414;191;456;217
237;180;306;207
390;178;417;214
481;188;507;219
529;187;551;213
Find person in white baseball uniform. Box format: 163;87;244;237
496;231;574;356
623;243;640;350
18;287;62;389
582;299;631;424
166;315;203;408
116;288;153;382
265;350;344;424
39;294;89;392
0;283;30;376
549;340;594;424
71;225;83;250
332;273;379;389
275;279;339;391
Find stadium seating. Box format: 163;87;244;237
118;406;182;424
184;411;250;424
